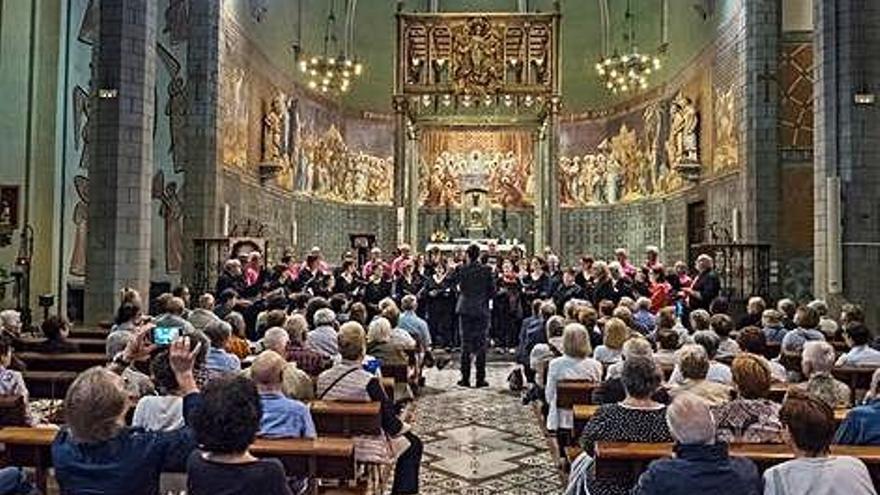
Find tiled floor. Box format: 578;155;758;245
407;362;564;495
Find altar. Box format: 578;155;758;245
424;239;527;256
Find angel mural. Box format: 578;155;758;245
158;44;188;174
714;88;738;172
152;171;183;274
164;0;189;46
69;176;89;277
73;86;91;170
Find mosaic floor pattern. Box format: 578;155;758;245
406;362;564;495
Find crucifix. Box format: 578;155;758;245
756;62;778;103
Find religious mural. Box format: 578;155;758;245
418;129;534;209
220;66;250;170
152;171;183;274
778;42;814;150
298;126;393;204
714;87;739;172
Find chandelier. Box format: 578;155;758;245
296;0;364;94
596;0;661;94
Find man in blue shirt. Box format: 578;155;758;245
203;320;241;379
835;368;880;445
251;350;316;439
398;295;431;349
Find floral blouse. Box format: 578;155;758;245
713;398;783;443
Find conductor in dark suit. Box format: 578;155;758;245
449;244;496;387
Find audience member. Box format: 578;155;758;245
632;297;656;334
545;324;602;433
34;315;79;354
836;368;880;445
367;317;409;366
203;320;242;378
780;305;825;356
245;327;314;401
763;390;875;495
133;349;188;431
593;317;629;364
736;326;787;383
776;298;797;330
761;309;788;344
397;295;430;349
669;344;732;406
792;341;851;409
654;329;679;368
714;354;782;443
710;313;740;360
0;337;33;425
223;311;252;360
670;331;732;385
251;350;316;439
283;314;329;376
306;308;339;358
738;296;766;329
188;293;221;331
808;299;839;338
632;393;761;495
836;323;880;367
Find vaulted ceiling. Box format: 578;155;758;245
225;0;737;115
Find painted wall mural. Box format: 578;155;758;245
778;41;813;150
418;129;534;208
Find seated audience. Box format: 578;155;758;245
529;315;566;387
714;354;782;443
306;308;340;358
776;298;797;330
592;337;666;405
284;314;329;376
710;314;740;360
689;308;712;334
736;326;787;382
251;350;316;439
654;329;679;369
133;349;187;431
33;315;79;353
105;327;157;398
52;334;200;494
0;337;33;425
593;317;630;365
367;317;409;367
545;324;603;433
397;295;431;349
379;300;417;350
792;341;851;409
669;344;732;406
836;368;880;445
670;331;732;385
154;296;197;335
763;390;875;495
761;309;788;344
243;328;314;401
808;299;839;338
317;322;422;495
188;293;221;331
632;393;761;495
204;320;242;379
517;300;554;380
738;296;765;329
780;305;825;356
187;375;293;495
836;323;880;367
632;297;656;335
107;302;143;357
570;356;672;495
223;311;252;360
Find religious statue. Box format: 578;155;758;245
152;171;183;274
164;0;189;45
72;86;91;170
714;87;739;172
643;102;664;192
667;91;701;178
69;175;89;277
262;93;288;167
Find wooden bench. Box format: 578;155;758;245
310;401;382;436
0;427;357;495
556;380;600;409
592;441;880;486
19;338;106;354
68;328;109;339
22;371;78;400
832;366;878;400
17;353;107;372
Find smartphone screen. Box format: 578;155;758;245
152;326;181;346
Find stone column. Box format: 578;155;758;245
532;129;545;251
392;96;408;245
182;0;223;287
547;103;562;251
84;0;157;324
740;0;781;250
406;126;420;248
813;0;880;326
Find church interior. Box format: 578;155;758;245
0;0;879;494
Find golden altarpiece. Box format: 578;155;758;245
393;6;561;253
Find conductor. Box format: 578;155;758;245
449;244;496;387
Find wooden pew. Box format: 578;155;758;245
68;328;109;339
0;427;358;495
310;401;382;436
22;370;78;400
556;380;600;409
18;338;106;354
592;441;880;486
832;366;878;400
18;353;107;372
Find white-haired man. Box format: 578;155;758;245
682;254;719;311
242;327;314;401
632;393;761;494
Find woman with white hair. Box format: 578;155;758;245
544;324;603;434
632;393;761;495
367;317;408;367
791;340;851;408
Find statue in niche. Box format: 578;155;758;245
600;139;621;204
262;93;288;167
69;176;89;277
714;87;739;172
152;171;183;274
78;0;99;45
610;124;649;200
159;44;188;173
667;91;701;171
643;102;664;192
72;86;91;170
558;156;578;206
164;0;189;45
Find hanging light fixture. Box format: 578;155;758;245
297;0;364;94
596;0;661;94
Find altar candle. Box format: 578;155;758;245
222;204;230;237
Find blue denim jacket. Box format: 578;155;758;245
52;392;201;495
835;399;880;445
